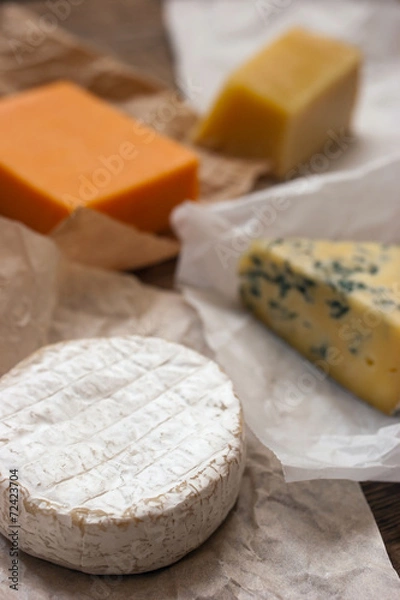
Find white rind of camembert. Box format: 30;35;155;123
0;336;245;574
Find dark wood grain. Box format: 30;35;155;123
361;482;400;573
20;0;400;578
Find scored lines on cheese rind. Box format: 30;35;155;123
0;355;219;451
0;337;185;426
15;376;234;502
0;340;131;421
78;427;239;514
0;336;245;575
0;339;241;515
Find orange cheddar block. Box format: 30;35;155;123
193;28;361;178
0;81;199;234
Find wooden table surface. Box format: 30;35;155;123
22;0;400;577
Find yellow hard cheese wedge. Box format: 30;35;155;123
239;239;400;415
193;28;361;178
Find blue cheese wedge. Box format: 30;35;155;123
239;238;400;415
0;336;245;574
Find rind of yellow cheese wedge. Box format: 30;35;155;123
193;28;361;179
0;81;199;234
239;238;400;415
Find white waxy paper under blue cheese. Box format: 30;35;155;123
0;336;245;574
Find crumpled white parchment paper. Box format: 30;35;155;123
172;155;400;482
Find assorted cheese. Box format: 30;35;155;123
0;336;245;574
193;28;361;178
239;239;400;415
0;23;393;581
0;81;198;234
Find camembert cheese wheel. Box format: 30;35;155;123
0;336;245;574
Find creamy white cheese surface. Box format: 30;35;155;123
0;336;245;574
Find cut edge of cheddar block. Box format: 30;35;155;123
0;81;199;235
89;160;199;234
193;28;362;179
0;161;70;234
